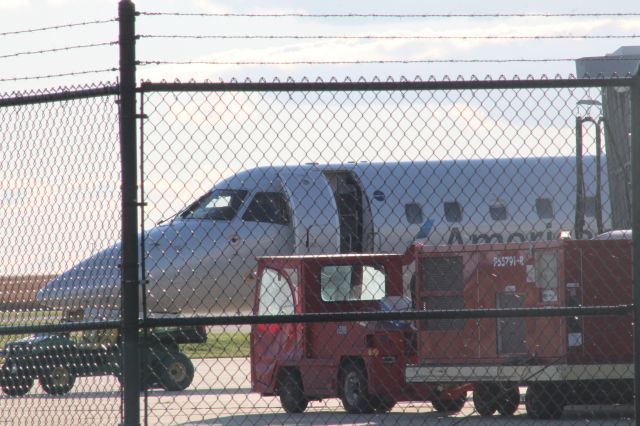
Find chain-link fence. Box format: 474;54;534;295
129;78;637;425
0;85;123;424
1;77;639;426
2;2;640;425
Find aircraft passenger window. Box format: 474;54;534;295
444;201;462;223
405;203;423;224
489;203;507;221
584;196;596;218
535;197;554;220
182;189;247;221
242;192;290;225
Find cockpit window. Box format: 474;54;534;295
181;189;248;221
242;192;290;225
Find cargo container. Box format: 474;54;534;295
406;239;633;419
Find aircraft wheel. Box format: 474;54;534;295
473;383;497;416
39;365;75;395
278;369;308;413
340;361;374;414
1;365;34;396
496;385;520;416
432;393;467;413
158;352;194;391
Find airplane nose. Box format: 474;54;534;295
36;244;122;311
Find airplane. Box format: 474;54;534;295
36;156;610;316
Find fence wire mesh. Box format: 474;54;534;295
0;84;122;424
0;76;638;425
135;78;635;425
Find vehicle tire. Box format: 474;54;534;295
496;385;520;416
39;365;75;395
372;396;396;413
340;361;374;414
525;383;563;420
1;365;34;396
278;369;308;413
116;371;151;392
473;383;497;416
158;352;194;391
432;393;467;413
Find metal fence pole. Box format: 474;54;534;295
632;66;640;425
118;1;140;425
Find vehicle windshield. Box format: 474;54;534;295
181;189;248;221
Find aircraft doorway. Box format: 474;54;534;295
323;171;373;253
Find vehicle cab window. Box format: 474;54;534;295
258;268;295;315
321;264;386;302
242;192;290;224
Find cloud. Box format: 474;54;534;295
0;0;30;10
192;0;307;14
138;14;640;84
192;0;229;14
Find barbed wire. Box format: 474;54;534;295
0;68;118;83
1;11;636;86
0;18;117;38
0;41;117;61
139;57;637;67
139;34;640;41
139;11;640;18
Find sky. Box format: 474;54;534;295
0;0;639;93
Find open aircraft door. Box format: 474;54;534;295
278;168;340;254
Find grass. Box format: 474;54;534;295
0;330;251;360
183;332;250;359
0;310;251;359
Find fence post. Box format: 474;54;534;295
632;66;640;425
118;1;140;426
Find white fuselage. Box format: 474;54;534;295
37;156;610;315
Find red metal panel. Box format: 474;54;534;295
415;242;566;365
565;240;632;364
252;253;422;402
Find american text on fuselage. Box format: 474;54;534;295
446;225;595;245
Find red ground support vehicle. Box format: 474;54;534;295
250;253;469;414
405;238;633;419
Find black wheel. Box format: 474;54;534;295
432;393;467;413
473;383;497;417
116;371;151;391
1;365;34;396
39;365;75;395
278;369;308;413
372;396;396;413
340;361;374;414
525;383;563;420
158;352;194;391
496;385;520;416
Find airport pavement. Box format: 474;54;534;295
0;357;635;425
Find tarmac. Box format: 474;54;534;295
0;357;635;425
